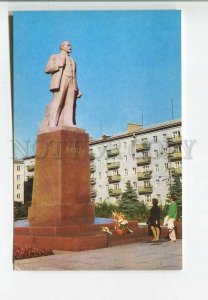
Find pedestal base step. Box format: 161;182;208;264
15;232;108;252
14;222;182;252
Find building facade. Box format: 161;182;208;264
23;155;35;203
17;119;181;206
13;159;24;203
89;119;182;206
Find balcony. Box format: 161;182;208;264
109;188;122;196
107;162;120;170
91;190;97;198
138;186;153;194
27;165;35;172
137;171;152;180
167;136;182;146
136;142;150;152
106;148;119;157
27;175;34;180
169;167;182;175
89;152;95;160
137;157;151;166
90;178;96;185
108;175;121;183
168;152;182;161
90;164;96;173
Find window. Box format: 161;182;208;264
175;161;182;168
98;172;101;179
164;163;169;171
163;147;167;153
157;194;161;199
17;194;21;199
132;168;136;174
114;184;119;189
153;136;157;142
17;175;20;180
142;138;148;142
143;165;149;171
155;179;159;187
17;166;20;171
124;155;127;162
162;134;167;141
144;194;151;203
143;151;148;158
123;142;127;149
98;160;101;166
133;182;137;188
144;180;151;187
174;145;181;153
165;179;170;186
113;144;118;149
154;150;159;157
97;147;101;155
155;164;159;172
173;131;180;138
132;154;135;161
131;140;135;147
113;170;118;175
124;169;128;175
17;184;20;189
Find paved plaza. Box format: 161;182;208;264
14;239;182;270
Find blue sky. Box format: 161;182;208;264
13;10;181;157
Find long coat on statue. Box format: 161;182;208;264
45;53;78;92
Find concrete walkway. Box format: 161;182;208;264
14;239;182;270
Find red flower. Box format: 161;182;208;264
14;246;53;260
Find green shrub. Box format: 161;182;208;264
118;181;149;222
14;202;31;220
95;200;118;218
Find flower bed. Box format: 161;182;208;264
14;246;54;260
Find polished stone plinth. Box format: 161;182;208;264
28;127;94;226
15;127;100;251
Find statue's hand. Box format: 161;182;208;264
76;91;82;98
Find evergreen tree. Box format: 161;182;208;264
169;173;182;219
118;180;148;221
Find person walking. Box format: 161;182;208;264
147;198;160;241
163;195;177;242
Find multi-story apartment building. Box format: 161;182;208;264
17;119;181;206
23;155;35;203
13;159;24;203
24;155;35;181
89;119;182;206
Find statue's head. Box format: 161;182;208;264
60;41;72;53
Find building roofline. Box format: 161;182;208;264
23;155;35;160
89;119;181;145
14;159;24;163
